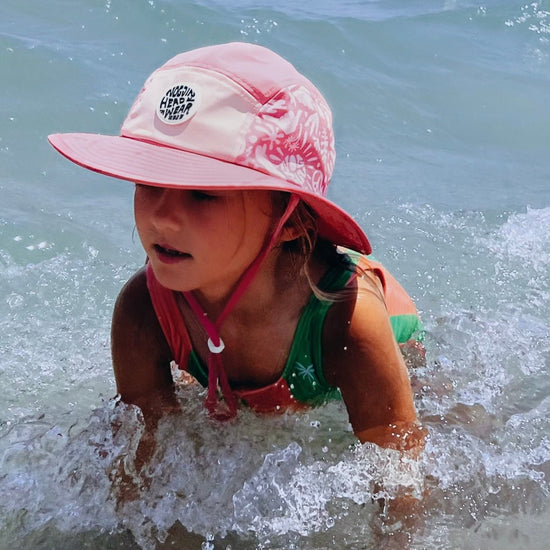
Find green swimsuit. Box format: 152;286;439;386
146;254;423;413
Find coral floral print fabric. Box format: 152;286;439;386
236;85;335;194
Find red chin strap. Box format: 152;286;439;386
182;194;300;420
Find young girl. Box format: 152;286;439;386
49;42;425;452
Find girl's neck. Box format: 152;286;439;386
191;246;324;324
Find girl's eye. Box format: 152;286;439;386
191;190;217;202
135;183;161;195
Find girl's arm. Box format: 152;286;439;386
111;268;179;472
109;269;188;503
111;267;176;410
323;275;425;452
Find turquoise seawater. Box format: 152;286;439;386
1;1;550;548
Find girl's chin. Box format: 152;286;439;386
149;261;193;292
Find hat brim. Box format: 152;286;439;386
48;133;371;254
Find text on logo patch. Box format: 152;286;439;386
157;84;199;124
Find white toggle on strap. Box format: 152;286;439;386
207;337;225;354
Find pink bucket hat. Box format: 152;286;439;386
48;42;371;254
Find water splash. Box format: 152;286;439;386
0;391;424;549
2;205;549;549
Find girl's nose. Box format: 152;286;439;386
150;188;185;231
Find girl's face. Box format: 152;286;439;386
134;185;275;299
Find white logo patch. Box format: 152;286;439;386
157;84;200;125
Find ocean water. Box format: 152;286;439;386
1;0;550;548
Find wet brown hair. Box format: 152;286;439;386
274;193;384;304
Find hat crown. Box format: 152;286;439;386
121;42;335;196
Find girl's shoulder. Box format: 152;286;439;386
114;266;149;311
112;265;170;351
322;262;391;359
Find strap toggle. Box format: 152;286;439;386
207;337;225;354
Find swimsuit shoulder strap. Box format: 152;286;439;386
145;262;193;368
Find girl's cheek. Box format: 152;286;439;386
134;186;156;227
133;200;146;231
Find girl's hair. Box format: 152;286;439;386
274;193;385;304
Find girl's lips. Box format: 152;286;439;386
153;243;192;264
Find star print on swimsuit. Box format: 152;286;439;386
296;362;316;382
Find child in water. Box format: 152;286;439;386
49;42;425;452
